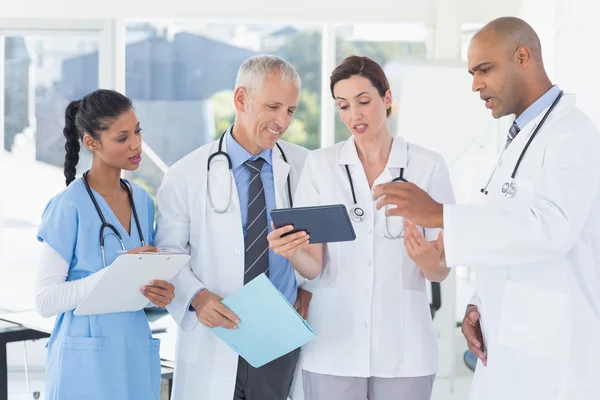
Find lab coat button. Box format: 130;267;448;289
368;228;373;234
364;290;369;296
235;249;241;255
363;322;368;328
368;260;372;266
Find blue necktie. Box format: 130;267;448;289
243;158;269;284
505;121;520;148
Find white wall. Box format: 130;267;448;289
519;0;600;130
553;0;600;128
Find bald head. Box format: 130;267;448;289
474;17;543;64
467;17;552;119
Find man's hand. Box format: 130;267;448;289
293;288;313;320
191;290;240;329
372;182;444;229
462;305;487;366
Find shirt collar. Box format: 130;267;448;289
515;85;561;130
338;135;407;168
225;124;273;171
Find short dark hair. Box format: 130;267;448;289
330;55;392;117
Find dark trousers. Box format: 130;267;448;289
233;349;300;400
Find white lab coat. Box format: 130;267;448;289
154;137;309;400
294;137;455;378
444;94;600;400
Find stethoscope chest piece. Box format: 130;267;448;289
501;181;517;198
349;206;365;222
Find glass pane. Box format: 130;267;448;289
124;22;322;196
333;23;427;143
0;35;99;311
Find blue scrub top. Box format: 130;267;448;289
37;178;160;400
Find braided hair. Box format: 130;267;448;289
62;89;133;186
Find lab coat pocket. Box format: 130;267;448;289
57;337;112;399
149;338;161;400
497;280;569;361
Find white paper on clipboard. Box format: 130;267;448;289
74;254;190;316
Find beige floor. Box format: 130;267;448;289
7;372;474;400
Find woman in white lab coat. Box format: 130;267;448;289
267;55;454;400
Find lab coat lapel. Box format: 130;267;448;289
501;120;536;161
374;137;408;185
273;144;291;208
501;96;569;161
338;137;370;196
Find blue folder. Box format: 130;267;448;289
211;274;317;368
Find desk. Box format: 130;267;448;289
0;309;177;400
0;323;49;400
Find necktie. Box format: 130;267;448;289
243;158;269;284
505;121;520;148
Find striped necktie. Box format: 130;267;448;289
243;158;269;284
505;121;520;148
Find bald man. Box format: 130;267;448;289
372;16;600;400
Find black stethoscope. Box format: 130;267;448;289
207;128;293;213
344;164;407;239
481;90;563;198
82;170;145;268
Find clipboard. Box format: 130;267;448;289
74;254;190;316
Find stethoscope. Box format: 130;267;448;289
344;164;408;239
82;170;145;268
207;129;293;213
481;90;563;198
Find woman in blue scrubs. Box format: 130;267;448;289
35;89;175;400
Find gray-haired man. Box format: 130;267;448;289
155;54;312;400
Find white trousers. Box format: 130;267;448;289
302;370;435;400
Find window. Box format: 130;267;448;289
1;34;100;310
124;21;322;197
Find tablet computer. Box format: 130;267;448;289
270;204;356;244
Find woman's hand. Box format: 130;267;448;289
267;222;310;260
129;246;175;307
126;245;159;254
140;280;176;307
403;219;449;282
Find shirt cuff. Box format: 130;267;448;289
188;288;206;311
